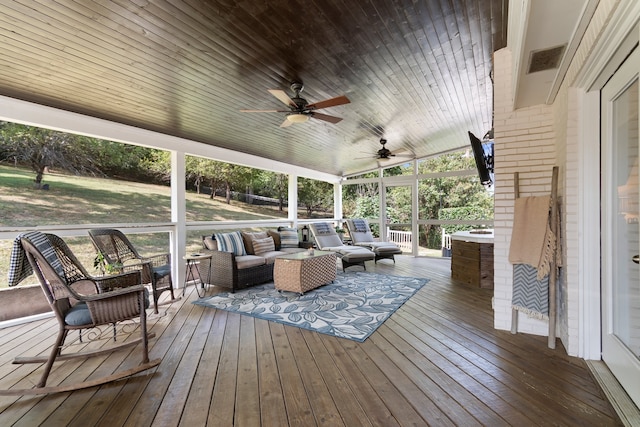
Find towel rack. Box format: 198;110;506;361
511;166;559;349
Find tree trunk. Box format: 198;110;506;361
225;181;231;204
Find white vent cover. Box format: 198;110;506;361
527;45;566;73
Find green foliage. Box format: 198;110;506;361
351;195;379;219
298;177;333;217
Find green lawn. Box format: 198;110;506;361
0;165;290;287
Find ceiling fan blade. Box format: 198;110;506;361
307;95;350;110
268;89;297;108
311;112;343;124
240;109;288;113
280;118;294;128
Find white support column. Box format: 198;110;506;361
379;172;386;239
334;183;343;222
578;89;602;359
171;151;186;289
412;165;419;256
288;174;298;227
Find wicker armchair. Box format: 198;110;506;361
88;228;177;313
2;232;159;395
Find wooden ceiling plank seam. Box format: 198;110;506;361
378;1;453;132
451;0;492;134
0;29;194;125
400;2;465;125
428;0;479;134
4;2;242;120
336;0;442;147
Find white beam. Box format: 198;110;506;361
0;95;341;183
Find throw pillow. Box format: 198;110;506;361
252;237;275;255
313;222;333;235
241;231;268;255
267;230;281;250
203;236;217;251
214;231;247;256
278;227;299;248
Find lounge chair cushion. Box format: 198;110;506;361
356;242;403;254
314;234;344;249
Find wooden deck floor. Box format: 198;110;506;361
0;256;623;426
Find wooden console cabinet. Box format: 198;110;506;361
450;231;494;289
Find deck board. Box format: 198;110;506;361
0;256;624;426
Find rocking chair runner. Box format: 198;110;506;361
1;232;160;395
88;228;178;314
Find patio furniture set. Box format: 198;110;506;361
3;220;402;394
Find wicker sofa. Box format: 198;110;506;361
199;228;308;292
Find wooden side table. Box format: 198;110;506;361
183;253;212;297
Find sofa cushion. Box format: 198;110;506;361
259;250;287;264
278;227;299;248
253;236;275;255
214;231;247;256
241;231;268;254
235;255;266;269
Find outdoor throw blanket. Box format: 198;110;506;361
508;195;555;280
509;195;556;319
512;263;549;320
7;231;64;287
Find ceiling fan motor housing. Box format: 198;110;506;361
291;97;308;110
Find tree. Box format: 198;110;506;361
417;151;493;248
0;122;105;185
298;177;333;217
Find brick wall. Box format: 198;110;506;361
492;0;622;355
493;47;557;335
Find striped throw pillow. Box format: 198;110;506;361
252;237;275;255
278;227;299;248
214;231;247;256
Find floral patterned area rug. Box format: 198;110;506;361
193;271;428;342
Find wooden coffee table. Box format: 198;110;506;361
274;250;337;295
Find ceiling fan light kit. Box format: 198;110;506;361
286;113;309;123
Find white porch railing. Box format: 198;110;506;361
387;228;412;251
442;228;451;250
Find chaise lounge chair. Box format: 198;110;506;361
345;219;403;263
308;222;375;270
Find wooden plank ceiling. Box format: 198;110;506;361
0;0;507;177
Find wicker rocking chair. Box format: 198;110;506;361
1;232;160;395
88;228;178;314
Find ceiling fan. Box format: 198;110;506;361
375;138;413;160
240;82;350;127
